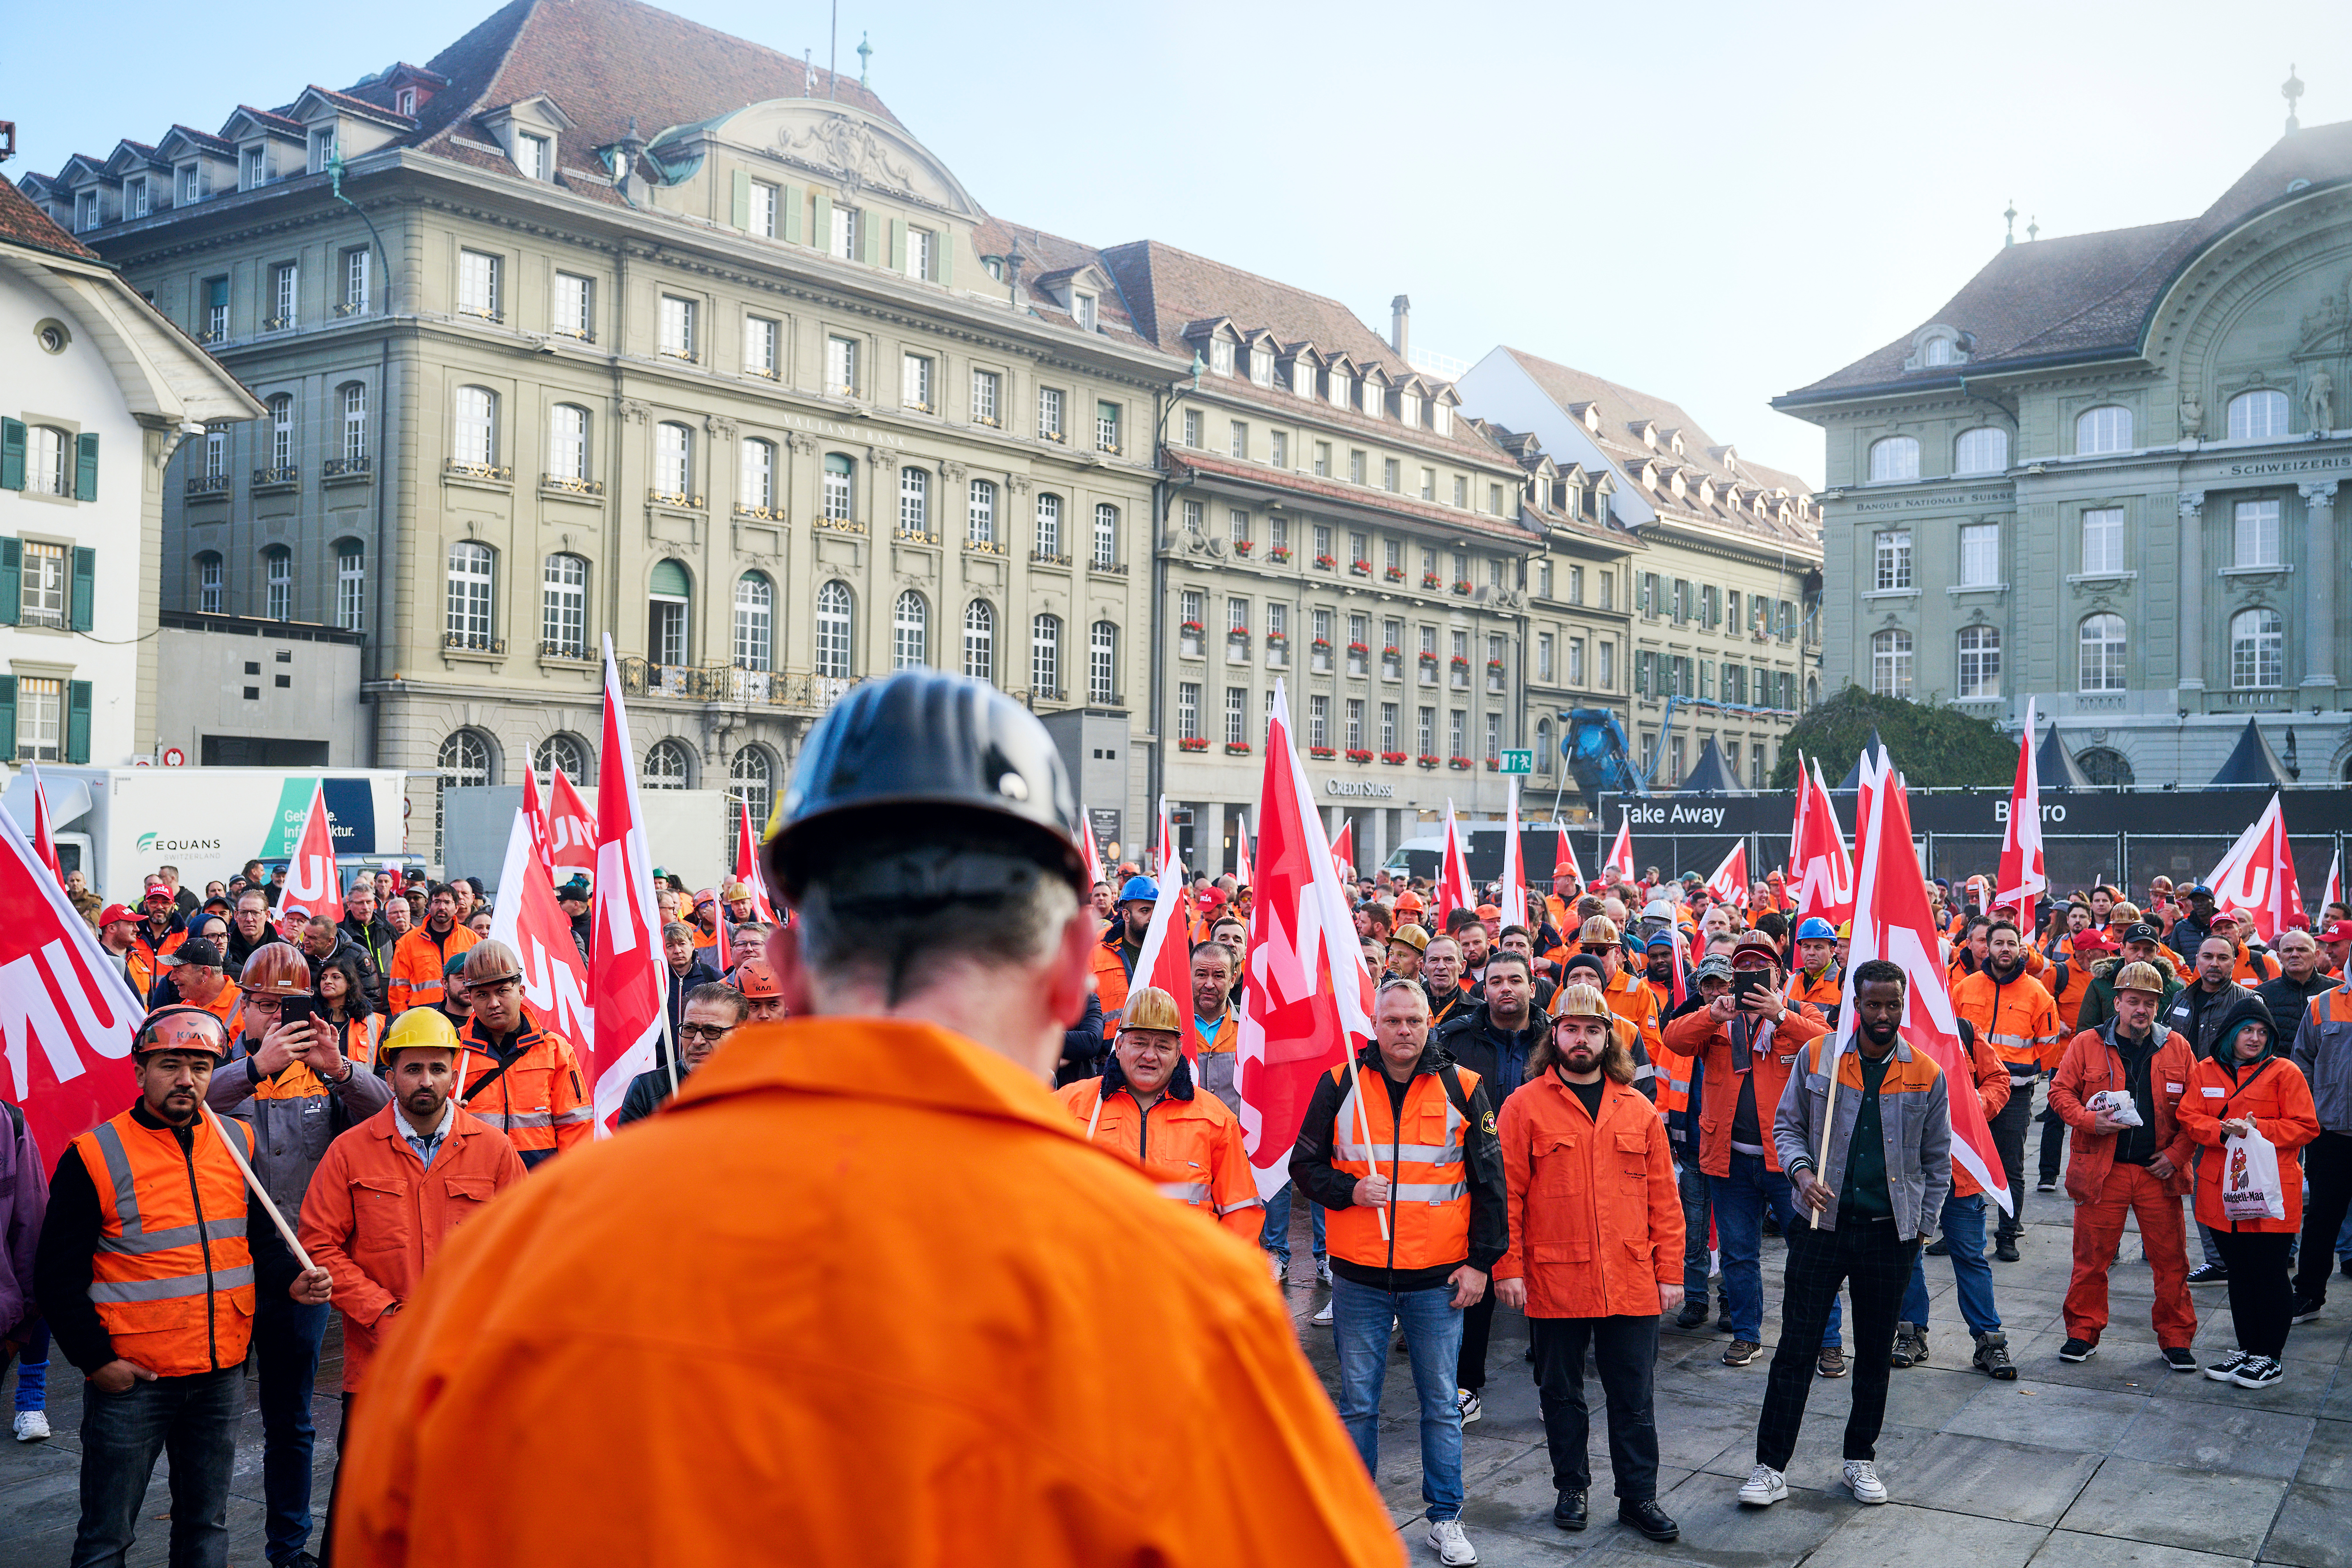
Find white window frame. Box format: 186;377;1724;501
2079;613;2126;692
1868;435;1920;484
2081;507;2125;575
552;272;592;339
2076;405;2133;455
457;249;500;319
2233;498;2280;568
2228;389;2291;441
542;553;587;657
744;315;779;377
1958;523;1999;587
1957;625;2001;698
1874;529;1912;590
336;546;365;631
657;295;697;360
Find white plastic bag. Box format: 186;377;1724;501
2086;1089;2143;1128
2222;1125;2286;1223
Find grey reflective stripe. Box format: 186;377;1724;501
552;1106;595;1126
1632;1062;1656;1081
89;1123;141;1237
485;1111;555;1128
98;1216;248;1256
1337;1141;1453;1163
87;1264;254;1304
1987;1031;2033;1048
1336;1077;1466;1173
1215;1196;1264;1215
1394;1181;1468;1203
1156;1180;1210;1204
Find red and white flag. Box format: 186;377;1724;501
27;766;61;883
0;798;141;1162
489;807;593;1047
1792;757;1856;928
587;637;668;1131
1436;802;1475;930
1234;818;1254;889
276;779;343;926
1128;795;1203;1052
1329;822;1354;884
1995;698;2047;936
2325;846;2343;914
2208;792;2304;945
1603;811;1636;884
1704;841;1749;908
1551;821;1582;891
547;768;598;879
1237;677;1375;1198
518;764;553;863
1499;779;1528;930
732;801;779;925
1835;746;2009;1212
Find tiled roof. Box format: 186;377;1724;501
228;105;306;137
968;217;1152;346
1167;448;1539;546
0;176;101;263
1786;119;2352;399
162;125;236;155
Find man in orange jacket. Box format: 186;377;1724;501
1491;984;1683;1543
334;670;1397;1568
385;883;478;1014
452;941;594;1169
1949;918;2061;1261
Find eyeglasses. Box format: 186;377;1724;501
676;1023;735;1043
244;994;288;1013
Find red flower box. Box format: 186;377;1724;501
1177;736;1209;752
1309;745;1338;759
1381;751;1409;764
1269;547;1293;562
1232;539;1253;555
1422;572;1442;588
1345;748;1373;763
1346;642;1370;655
1453;581;1474;594
1348;560;1372;575
1417;754;1441;768
1225;741;1252;755
1180;620;1204;634
1313;553;1337;569
1385;565;1406;581
1484;757;1499;770
1449;756;1473;770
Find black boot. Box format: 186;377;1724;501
1619;1499;1680;1542
1553;1490;1588;1531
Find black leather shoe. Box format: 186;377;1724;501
1923;1236;1950;1257
1994;1236;2021;1262
1619;1499;1680;1542
1553;1490;1589;1531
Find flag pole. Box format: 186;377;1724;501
1343;1042;1390;1242
660;987;681;1097
201;1105;316;1272
1813;1037;1841;1197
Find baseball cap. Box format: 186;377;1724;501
2121;921;2164;945
2179;882;2214;899
1693;954;1734;984
162;938;223;970
558;876;591;901
143;886;174;905
2071;930;2113;953
1475;903;1500;920
98;903;138;927
2319;919;2352;943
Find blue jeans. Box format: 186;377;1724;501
1677;1155;1713;1299
1260;1181;1327;1268
1330;1274;1464;1521
72;1367;241;1568
13;1320;49;1412
255;1291;330;1564
1902;1191;2000;1334
1712;1152;1841;1347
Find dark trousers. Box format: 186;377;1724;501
318;1394;353;1568
1458;1288;1496;1393
2037;1088;2068;1184
1756;1216;1918;1472
1990;1090;2034;1239
71;1367;241;1568
2212;1229;2296;1358
2292;1130;2352;1304
1531;1316;1660;1501
254;1290;330;1564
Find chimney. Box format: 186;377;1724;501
1390;294;1411;360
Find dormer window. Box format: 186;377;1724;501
177;165;199;204
1904;324;1970;371
1250;349;1273;387
515;132;551;181
74;189;99;232
396;87;418;117
1399;391;1421;427
1582;405;1600;434
1362;384;1384;420
241;146;267;190
1209;340;1235;376
1291;360;1316;397
308;127;337;174
1433;402;1451;438
1073;293;1097;332
1328;371;1351;411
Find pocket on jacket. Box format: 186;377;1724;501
442;1176;498;1211
351;1174;412;1250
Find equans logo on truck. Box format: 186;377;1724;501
136;833;224;854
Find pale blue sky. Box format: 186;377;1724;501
7;0;2342;483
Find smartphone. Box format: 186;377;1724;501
276;995;317;1030
1732;971;1769;1005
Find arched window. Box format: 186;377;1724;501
1869;628;1912;697
815;581;853;678
1953;427;2008;475
1535;717;1554;776
643;738;692;789
2228;389;2290;441
2076;405;2132;455
24;425;71;495
962;599;994;683
648;559;691;667
548;403;589;480
196;552;223;613
739;437;775;512
728;746;773;838
436;728;493;856
893;589;928;669
2230;608;2282;688
1032;613;1061;696
267;393;294;468
452;386;497;466
263;546;292;620
1092;503;1119;569
1035;492;1062;558
534;733;588;783
1956;624;2000;698
1088;620;1116;704
446;541;494;646
1806;674;1820;709
967;479;996;545
338;382;368;462
541;553;587;658
822;453;854;520
2077;747;2134;786
899;466;930;536
655;421;693;500
1867;436;1919;484
733;572;773;671
2079;613;2127;691
335;540;365;631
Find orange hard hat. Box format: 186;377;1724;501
240;943;313;998
734;958;783;999
134;1005;232;1060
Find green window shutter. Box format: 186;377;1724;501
71;546;95;631
0;419;23;491
0;539;19;627
889;218;904;272
0;677;15;757
730;169;750;230
782;185;802;243
649;559;689;597
811;191;832;252
936;228;952;287
75;432;98;501
66;681;91;764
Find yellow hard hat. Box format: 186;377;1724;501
1119;985;1183;1035
381;1006;462;1060
1836;921;1853;938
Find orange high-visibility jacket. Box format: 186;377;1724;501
297;1103;527;1392
1665;1002;1829;1177
454;1012;593;1168
385;924;478;1014
68;1108;256;1378
2178;1052;2320;1235
1492;1070;1681;1318
1089;929;1134;1019
1054;1076;1262;1239
1951;967;2063;1081
1602;968;1665;1062
1323;1058;1481;1272
333;1017;1399;1568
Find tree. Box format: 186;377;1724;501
1769;685;2017;790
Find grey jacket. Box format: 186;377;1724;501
2292;990;2352;1133
205;1037;392;1221
2164;980;2258;1059
1773;1036;1951;1241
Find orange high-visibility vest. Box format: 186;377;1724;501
456;1012;594;1167
70;1108;257;1378
1054;1078;1262;1240
386;925;478;1014
1951;967;2062;1080
1324;1058;1479;1272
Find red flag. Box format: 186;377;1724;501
1835;747;2009;1212
1551;822;1582;890
1329;821;1354;884
547;768;598;878
0;798;142;1161
489;807;593;1046
29;765;60;883
1704;841;1749;908
1234;820;1254;889
2325;845;2343;914
1127;796;1202;1049
2208;792;2303;945
588;638;667;1131
277;779;343;926
1236;677;1374;1197
1604;812;1635;883
1793;757;1856;928
1436;801;1475;930
732;802;779;925
1500;780;1527;930
519;764;553;864
1995;697;2047;937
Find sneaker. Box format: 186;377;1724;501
2058;1337;2098;1363
2290;1295;2323;1324
2037;1178;2058;1193
1312;1298;1334;1325
1675;1299;1709;1330
1994;1236;2021;1263
11;1410;49;1443
1737;1464;1788;1507
1456;1388;1482;1425
1427;1517;1477;1565
2232;1355;2284;1389
1266;1252;1285;1283
1843;1459;1889;1504
1722;1339;1762;1367
1817;1346;1848;1379
2205;1349;2249;1382
1316;1258;1333;1288
1923;1236;1950;1257
2162;1347;2198;1373
1972;1331;2016;1380
1906;1326;1930;1367
2186;1262;2230;1286
1889;1323;1918;1369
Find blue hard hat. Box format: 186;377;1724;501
1119;875;1158;903
1795;917;1837;942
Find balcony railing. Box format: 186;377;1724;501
444;460;513;482
813;514;867;535
187;473;231;496
1031;550;1071;567
539;639;589;660
615;658;861;713
252;466;299;489
443;632;505;654
734;503;784;520
1088;558;1127;575
543;473;605;496
647;489;704;510
322;456;371;479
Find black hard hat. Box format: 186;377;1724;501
766;669;1084;902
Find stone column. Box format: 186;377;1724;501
2302;480;2338;692
2177;491;2206;693
1199;800;1226;879
1369;805;1390;871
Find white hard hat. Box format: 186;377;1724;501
1642;898;1677;923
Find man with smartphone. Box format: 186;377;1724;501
207;944;391;1568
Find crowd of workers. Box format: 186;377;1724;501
3;671;2350;1565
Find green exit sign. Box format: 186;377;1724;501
1500;750;1533;775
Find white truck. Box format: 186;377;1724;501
0;765;416;904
